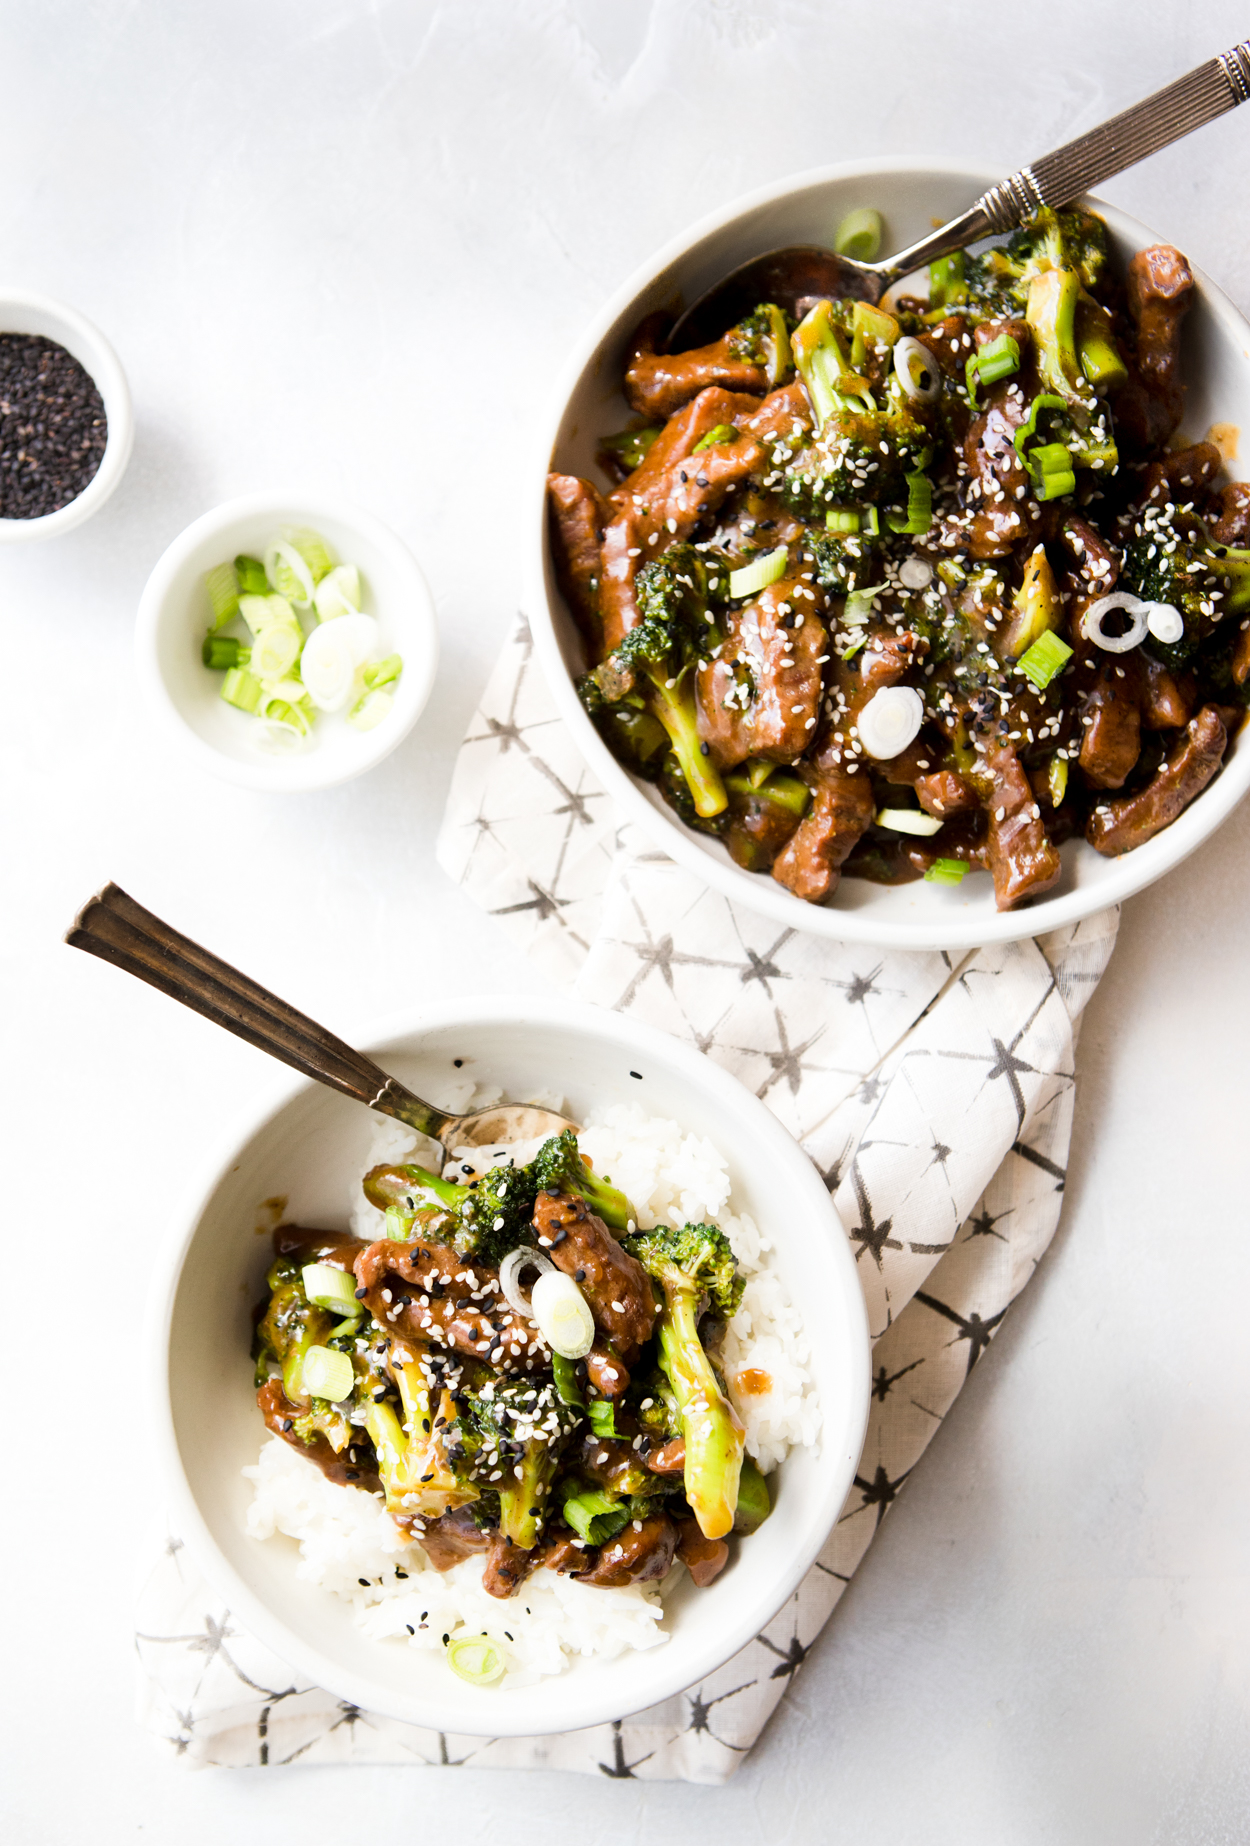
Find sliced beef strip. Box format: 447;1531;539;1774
963;386;1042;559
645;1436;687;1474
256;1378;381;1494
1086;706;1227;855
624;311;770;420
419;1505;489;1571
675;1515;730;1588
483;1531;536;1599
1140;442;1222;506
1079;655;1144;790
1140;654;1193;729
273;1225;369;1267
972;742;1062;910
1211;481;1250;547
532;1189;656;1357
916;769;978;817
575;1513;678;1587
771;746;876;902
696;571;828;769
353;1238;546;1372
1115;245;1195;451
547;472;611;658
724;795;802;873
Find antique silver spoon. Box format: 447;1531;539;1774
65;883;578;1148
668;40;1250;348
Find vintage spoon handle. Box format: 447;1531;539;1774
882;41;1250;281
65;883;452;1138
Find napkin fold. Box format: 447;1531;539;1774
136;615;1118;1779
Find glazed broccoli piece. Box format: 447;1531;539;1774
623;1221;745;1539
1121;517;1250;668
459;1376;580;1549
366;1354;478;1522
363;1160;538;1265
578;546;729;819
532;1127;634;1231
254;1253;338;1401
726;301;793;386
960;206;1112;318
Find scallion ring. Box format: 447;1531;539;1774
1144;601;1184;644
300;612;379;711
446;1635;506;1686
893;336;940;404
1081;592;1149;654
302;1262;359;1315
857;685;923;760
530;1270;595;1359
265;540;316;608
302;1344;354;1402
498;1246;555;1319
876;807;944;836
314;563;363;622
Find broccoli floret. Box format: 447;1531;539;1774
960;207;1112;319
254;1253;338;1401
577;546;729;819
366;1356;479;1522
458;1376;580;1549
726;302;792;385
623;1221;745;1540
363;1160;538;1265
1120;515;1250;670
805;525;882;594
532;1127;634;1231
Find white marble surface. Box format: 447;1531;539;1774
4;1;1250;1838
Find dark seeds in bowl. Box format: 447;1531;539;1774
0;334;108;518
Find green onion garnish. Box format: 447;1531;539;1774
301;1262;360;1315
220;665;263;714
1011;394;1068;458
965;332;1020;405
843;583;884;627
446;1636;506;1686
552;1353;585;1408
887;470;933;535
363;653;403;691
287;528;335;584
601;425;663;471
692;423;738;454
728;545;789;599
876;807;944;836
202;634;245;670
346;687;394;732
302;1344;354;1402
925;857;967;885
1017;629;1074;689
725;768;810;816
1026;442;1076;501
833;207;883;262
265;540;316;609
234;554;269;596
1048;756;1069;806
587;1399;616;1438
204;561;240;631
826;507;861;534
314;563;363;622
250;620;302;684
562;1487;629;1547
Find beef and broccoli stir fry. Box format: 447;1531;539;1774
548;207;1250;910
253;1130;766;1600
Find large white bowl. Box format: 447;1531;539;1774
153;997;870;1737
0;289;133;541
526;157;1250;950
135;493;439;793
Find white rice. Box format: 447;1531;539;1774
245;1096;819;1682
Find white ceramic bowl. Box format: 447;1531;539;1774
135;493;439;793
152;996;870;1737
526;157;1250;950
0;288;133;541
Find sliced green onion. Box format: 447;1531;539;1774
239;592;297;639
725;769;810;816
1012;394;1068;459
446;1635;506;1686
302;1344;354;1402
850;300;900;370
220;665;263;714
826;507;861;534
759;303;791;387
843;582;884;627
966;333;1020;404
561;1487;629;1547
587;1399;616;1438
1017;629;1074;689
327;1314;364;1340
841;636;866;660
1048;756;1069;806
265;540;316;608
314;563;363;622
552;1352;585;1408
925;857;967;885
259;689;314;737
1026;442;1076;501
250;620;303;684
286;528;335;584
202;634;246;670
346;687;394;732
301;1262;360;1315
301;612;379;712
363;653;403;691
728;545;788;599
234;555;269;596
204;561;240;631
876;807;944;836
692;422;738;454
887;471;933;535
833;207;883;262
531;1271;595;1360
601;425;663;471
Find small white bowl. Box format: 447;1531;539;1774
526;158;1250;950
135;493;439;793
152;997;870;1737
0;288;133;541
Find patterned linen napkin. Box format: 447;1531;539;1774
135;615;1118;1780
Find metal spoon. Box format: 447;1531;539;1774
65;883;578;1148
668;40;1250;349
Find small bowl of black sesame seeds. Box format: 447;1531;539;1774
0;290;133;541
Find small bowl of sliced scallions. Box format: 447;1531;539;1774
135;494;438;791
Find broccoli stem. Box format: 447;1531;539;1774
366;1369;475;1520
648;672;727;819
1025;267;1086;406
497;1440;562;1550
657;1289;744;1540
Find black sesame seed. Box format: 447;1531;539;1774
629;1070;642;1080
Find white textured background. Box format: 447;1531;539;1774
4;2;1250;1840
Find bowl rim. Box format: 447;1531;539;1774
0;286;134;542
148;993;871;1736
133;489;440;793
524;154;1250;950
